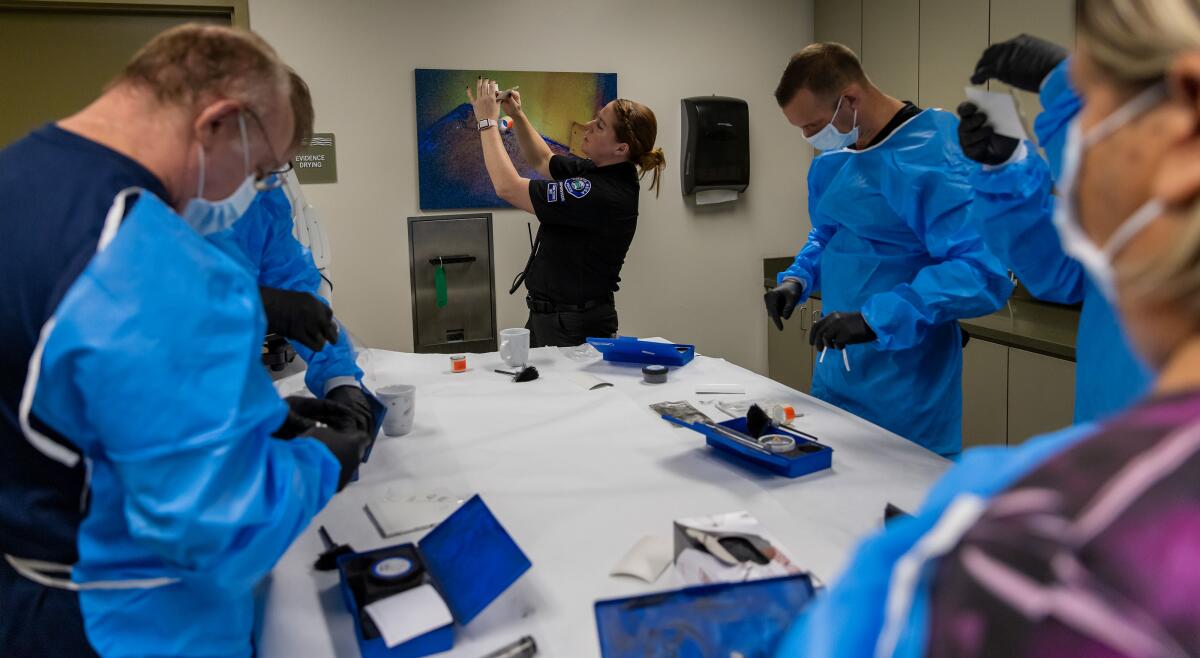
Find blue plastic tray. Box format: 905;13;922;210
595;573;816;657
587;337;696;367
665;416;832;478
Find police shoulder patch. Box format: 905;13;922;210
564;177;592;199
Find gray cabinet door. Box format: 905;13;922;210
809;298;822;383
767;299;815;393
0;4;235;148
962;339;1009;448
988;0;1076;121
814;0;863;52
1008;349;1076;444
861;0;919;103
918;0;990;111
764;297;824;394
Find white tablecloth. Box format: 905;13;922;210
258;344;950;658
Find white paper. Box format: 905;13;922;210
571;373;613;391
610;535;674;583
364;493;463;538
964;86;1029;141
364;584;454;649
696;189;738;205
672;511;806;586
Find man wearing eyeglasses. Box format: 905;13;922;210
0;25;371;657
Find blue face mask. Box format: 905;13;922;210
181;113;259;236
804;95;859;151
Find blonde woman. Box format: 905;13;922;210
468;78;665;347
776;1;1200;655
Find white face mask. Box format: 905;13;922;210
1053;83;1167;303
182;113;259;236
804;95;859;151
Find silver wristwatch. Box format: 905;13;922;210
477;118;497;131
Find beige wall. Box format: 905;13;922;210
247;0;815;373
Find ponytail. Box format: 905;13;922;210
612;98;665;197
638;147;666;197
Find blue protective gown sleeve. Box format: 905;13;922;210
967;150;1085;303
964;58;1151;425
966;58;1086;305
1034;59;1081;178
68;225;338;596
774;423;1095;657
777;223;835;298
31;191;342;603
777;164;838;296
860;154;1013;351
229;188;363;396
110;438;337;593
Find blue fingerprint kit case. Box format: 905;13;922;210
336;495;531;658
587;336;696;367
594;573;816;657
667;416;833;478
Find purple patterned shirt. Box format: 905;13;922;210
927;390;1200;658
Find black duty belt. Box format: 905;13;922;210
526;294;614;314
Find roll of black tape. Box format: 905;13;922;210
643;365;668;384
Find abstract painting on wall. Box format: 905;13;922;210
414;68;618;210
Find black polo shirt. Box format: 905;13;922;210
857;101;922;150
524;155;639;305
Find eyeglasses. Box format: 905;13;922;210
255;161;293;191
242;109;292;190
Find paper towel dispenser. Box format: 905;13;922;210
680;96;749;202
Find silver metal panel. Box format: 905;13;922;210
408;214;497;354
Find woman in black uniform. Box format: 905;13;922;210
468;77;665;347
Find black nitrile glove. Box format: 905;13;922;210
259;286;338;353
810;312;877;350
273;396;359;438
326;385;374;434
764;280;804;331
970;34;1068;92
300;425;372;491
957;102;1020;165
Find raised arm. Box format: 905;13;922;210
469;78;534;213
502;90;554;178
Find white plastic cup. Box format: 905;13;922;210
377;384;416;436
499;328;531;368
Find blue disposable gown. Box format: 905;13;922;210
966;60;1151;424
24;190;339;657
208;187;363;396
773;422;1093;657
779;109;1013;456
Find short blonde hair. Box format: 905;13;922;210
110;24;288;118
1078;0;1200;313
